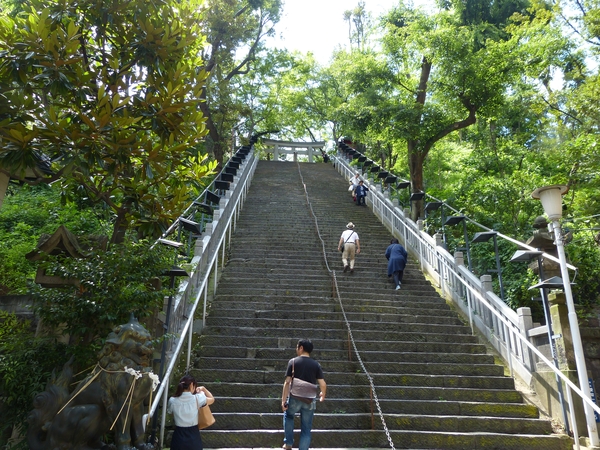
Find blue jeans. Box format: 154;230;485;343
283;396;316;450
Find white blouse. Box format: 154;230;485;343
167;391;207;427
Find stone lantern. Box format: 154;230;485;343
526;216;562;279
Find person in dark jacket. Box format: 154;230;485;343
355;180;369;206
385;238;408;290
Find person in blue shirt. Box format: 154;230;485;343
385;238;408;290
355;180;369;206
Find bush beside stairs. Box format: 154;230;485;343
190;160;572;449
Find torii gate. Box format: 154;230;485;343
262;139;326;162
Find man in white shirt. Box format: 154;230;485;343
337;222;360;273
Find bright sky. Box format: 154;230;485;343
269;0;433;64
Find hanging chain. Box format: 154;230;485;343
296;162;396;450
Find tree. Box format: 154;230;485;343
376;0;525;219
30;240;172;347
343;1;371;51
198;0;282;165
0;0;216;244
261;52;347;142
0;310;69;449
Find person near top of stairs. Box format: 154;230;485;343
386;238;408;290
350;172;360;199
337;222;360;273
355;180;369;206
281;339;327;450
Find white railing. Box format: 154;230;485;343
146;149;258;447
334;154;600;447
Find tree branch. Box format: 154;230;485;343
422;96;478;153
541;95;584;125
225;11;271;81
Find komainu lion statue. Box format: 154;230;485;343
27;316;158;450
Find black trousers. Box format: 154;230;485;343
393;270;404;286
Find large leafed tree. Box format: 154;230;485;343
0;0;215;244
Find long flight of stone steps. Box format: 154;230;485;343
189;160;572;449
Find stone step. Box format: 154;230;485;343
201;382;523;403
207;308;463;324
199;429;572;449
211;295;456;316
201;325;480;343
193;368;514;389
213;285;440;298
196;347;496;366
206;397;540;418
203;318;472;335
203;412;551;434
219;271;428;285
194;356;497;373
211;295;450;308
197;336;486;354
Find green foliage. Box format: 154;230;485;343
30;240;172;345
0;311;70;449
0;0;215;244
565;233;600;307
0;184;109;295
197;0;282;164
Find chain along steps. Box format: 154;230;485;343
187;160;572;449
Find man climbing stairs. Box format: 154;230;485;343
190;160;572;449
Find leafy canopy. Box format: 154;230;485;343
0;0;216;244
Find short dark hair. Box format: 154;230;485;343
390;238;399;244
297;339;314;354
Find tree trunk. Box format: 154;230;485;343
408;142;426;221
404;57;432;221
110;202;132;245
198;86;225;168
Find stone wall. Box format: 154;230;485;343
0;295;33;318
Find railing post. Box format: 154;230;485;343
547;290;591;439
517;307;535;372
433;233;445;294
480;274;493;327
417;220;425;273
454;252;465;301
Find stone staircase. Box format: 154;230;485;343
190;160;572;449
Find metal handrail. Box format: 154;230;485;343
146;149;258;447
338;150;576;272
334;153;599;446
